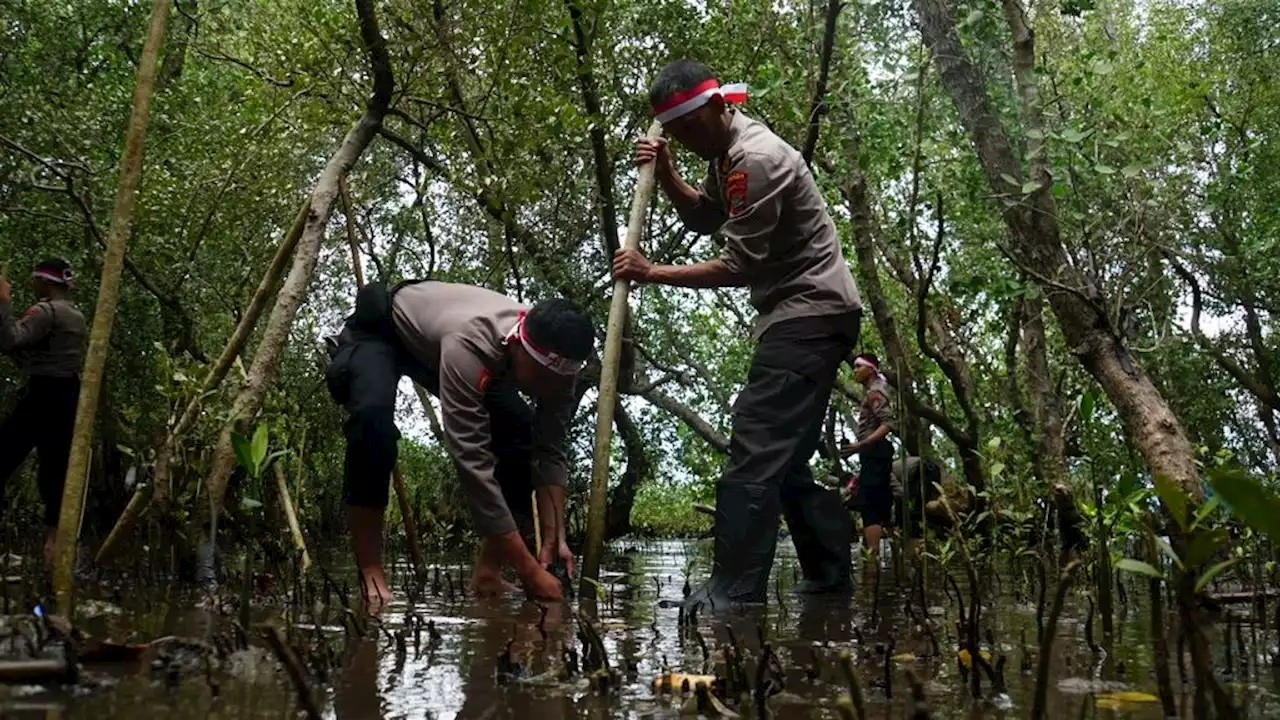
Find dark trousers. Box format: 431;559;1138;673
335;332;534;526
0;376;80;527
856;447;895;528
707;311;860;601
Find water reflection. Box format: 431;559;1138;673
0;539;1275;719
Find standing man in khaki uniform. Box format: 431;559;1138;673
841;353;897;556
325;280;593;606
613;59;863;608
0;258;87;565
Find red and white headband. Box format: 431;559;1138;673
506;312;584;377
652;79;749;124
854;356;886;381
33;268;73;285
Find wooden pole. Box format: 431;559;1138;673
339;176;366;288
342;203;426;586
273;463;311;571
391;466;427;585
52;0;171;613
579;120;663;599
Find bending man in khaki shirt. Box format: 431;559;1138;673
326;280;593;606
613;60;863;609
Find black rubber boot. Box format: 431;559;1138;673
682;479;782;612
784;476;853;594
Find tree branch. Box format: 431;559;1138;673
192;46;294;87
1000;0;1049;186
1167;253;1279;409
800;0;843;164
564;0;619;257
639;388;730;453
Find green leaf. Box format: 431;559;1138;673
1121;164;1143;179
1207;468;1280;544
252;424;269;471
1115;558;1164;580
1078;390;1096;426
1154;536;1184;570
1191;495;1222;530
990;462;1006;478
1183;528;1228;569
964;9;984;26
1195;559;1239;594
240;497;264;512
231;432;255;476
1000;173;1020;188
1025;129;1045;140
1021;181;1042;194
1095;164;1116;175
1061;128;1091;143
580;576;607;601
1153;474;1189;531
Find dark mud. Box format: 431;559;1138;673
0;540;1276;718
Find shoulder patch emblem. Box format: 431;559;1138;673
725;169;749;217
477;368;492;393
22;306;41;318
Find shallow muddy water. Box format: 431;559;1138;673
1;538;1276;718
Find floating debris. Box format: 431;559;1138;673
1056;677;1131;694
1096;690;1160;708
653;672;717;693
957;648;991;669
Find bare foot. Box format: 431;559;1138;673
471;573;519;596
359;567;392;610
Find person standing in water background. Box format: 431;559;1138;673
0;258;87;565
841;353;898;557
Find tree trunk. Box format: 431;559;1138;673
564;0;618;259
413;384;447;447
800;0;843;164
157;0;195;90
606;403;650;540
202;0;394;525
1022;293;1068;488
913;0;1201;498
52;0;172;613
838;158;928;457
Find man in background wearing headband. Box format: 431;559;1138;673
613;59;863;608
841;353;898;557
326;280;593;606
0;258;87;566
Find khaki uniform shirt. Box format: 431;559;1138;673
390;282;577;537
676;110;861;338
0;298;86;378
856;377;897;443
